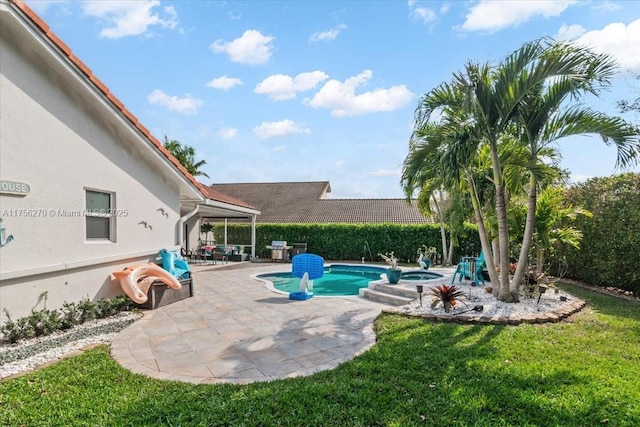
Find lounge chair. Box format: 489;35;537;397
451;250;486;285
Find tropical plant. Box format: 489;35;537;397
163;136;210;179
407;38;640;303
417;245;437;261
430;284;465;313
379;251;400;270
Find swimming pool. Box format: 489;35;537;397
257;264;386;296
256;264;444;296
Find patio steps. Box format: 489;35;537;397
359;281;418;306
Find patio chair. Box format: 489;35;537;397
181;247;195;263
451;250;486;285
212;245;232;264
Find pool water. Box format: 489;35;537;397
258;265;386;296
400;271;443;281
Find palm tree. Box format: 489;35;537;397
163;136;210;179
408;38;640;302
508;43;640;295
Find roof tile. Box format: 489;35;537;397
210;182;432;224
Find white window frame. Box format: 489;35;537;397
85;188;116;242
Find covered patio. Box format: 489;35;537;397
180;186;261;261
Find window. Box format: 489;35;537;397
86;189;114;241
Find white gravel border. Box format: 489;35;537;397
0;312;142;379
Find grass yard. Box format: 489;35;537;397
1;283;638;426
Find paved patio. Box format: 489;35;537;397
110;262;389;384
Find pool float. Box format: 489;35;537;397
113;263;182;304
158;249;190;278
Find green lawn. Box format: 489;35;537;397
1;283;638;427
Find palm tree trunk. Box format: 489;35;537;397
492;238;500;266
466;174;499;286
432;193;449;266
489;145;514;302
448;237;454;266
511;175;537;297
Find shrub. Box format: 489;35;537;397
0;296;134;344
211;222;481;263
552;173;640;294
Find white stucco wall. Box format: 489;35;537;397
0;10;189;321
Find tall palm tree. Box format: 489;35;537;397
509;43;640;295
163;136;210;179
408;38;640;302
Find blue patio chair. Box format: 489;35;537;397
451;250;486;285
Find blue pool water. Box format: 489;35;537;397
258;264;444;296
399;271;443;281
258;265;386;296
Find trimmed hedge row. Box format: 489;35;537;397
553;173;640;294
212;223;480;264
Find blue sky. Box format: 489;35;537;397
27;0;640;198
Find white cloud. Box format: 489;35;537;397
411;7;436;24
255;71;329;101
82;0;178;39
371;169;402;177
554;23;586;40
210;30;275;65
408;1;437;24
147;89;203;114
309;24;347;42
460;0;577;33
217;128;238;139
206;76;243;90
336;160;345;167
253;120;311;139
304;70;414;117
440;3;451;14
575;19;640;72
272;145;286;152
592;1;621;12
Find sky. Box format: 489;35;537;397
25;0;640;198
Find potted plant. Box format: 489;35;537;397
417;245;437;270
379;251;402;284
430;284;465;313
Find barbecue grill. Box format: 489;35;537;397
291;242;307;258
266;240;292;262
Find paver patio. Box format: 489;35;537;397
110;262;388;384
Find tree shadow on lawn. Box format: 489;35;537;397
102;318;618;426
3;315;635;427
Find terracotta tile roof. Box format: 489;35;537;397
200;186;257;210
209;182;433;224
7;0;243;209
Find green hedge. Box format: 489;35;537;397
212;223;480;264
553;173;640;294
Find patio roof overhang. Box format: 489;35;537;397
198;199;261;220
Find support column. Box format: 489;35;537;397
251;215;257;258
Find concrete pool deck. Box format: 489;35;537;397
110;262;407;384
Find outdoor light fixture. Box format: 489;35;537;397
416;284;424;306
537;285;547;304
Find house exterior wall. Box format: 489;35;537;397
0;11;183;321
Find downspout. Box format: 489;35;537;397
178;204;200;247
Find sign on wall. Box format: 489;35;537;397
0;180;30;196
